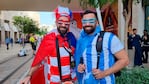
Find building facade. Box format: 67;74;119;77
118;0;145;43
0;11;40;44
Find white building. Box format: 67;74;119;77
118;0;145;43
0;11;40;44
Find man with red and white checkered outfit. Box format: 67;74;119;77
20;6;77;84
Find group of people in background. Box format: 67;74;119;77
128;28;149;67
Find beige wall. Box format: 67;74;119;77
132;0;144;36
118;0;125;43
0;11;40;44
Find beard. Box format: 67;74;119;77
57;26;68;37
83;25;96;34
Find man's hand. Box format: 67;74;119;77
92;68;106;79
20;75;31;84
77;64;86;73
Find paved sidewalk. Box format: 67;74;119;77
128;49;149;69
0;43;32;64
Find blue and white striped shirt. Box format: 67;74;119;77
75;26;124;84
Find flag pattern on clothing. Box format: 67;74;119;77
75;26;124;84
54;6;72;20
30;29;77;84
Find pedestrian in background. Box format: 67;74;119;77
10;37;13;47
141;29;149;63
130;28;143;66
75;10;129;84
5;36;10;50
29;33;37;55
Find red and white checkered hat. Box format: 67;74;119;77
54;6;72;20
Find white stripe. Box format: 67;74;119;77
91;34;99;69
103;33;112;83
51;75;60;82
61;65;70;76
60;47;69;57
105;76;112;84
50;57;71;76
50;47;70;66
44;62;50;84
82;49;87;73
71;70;76;79
50;57;58;66
111;35;124;54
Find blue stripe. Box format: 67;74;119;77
86;36;95;72
99;33;106;83
108;33;115;84
108;33;114;54
108;33;114;67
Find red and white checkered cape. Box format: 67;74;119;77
30;30;76;84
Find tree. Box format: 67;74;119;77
13;16;39;46
13;16;39;34
122;0;132;50
36;29;48;36
123;0;146;50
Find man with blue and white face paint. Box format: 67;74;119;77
75;10;129;84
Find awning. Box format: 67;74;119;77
12;25;18;32
4;23;10;31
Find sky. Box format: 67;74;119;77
40;12;55;25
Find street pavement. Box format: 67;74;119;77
0;43;32;64
0;43;33;84
0;43;148;84
128;49;149;68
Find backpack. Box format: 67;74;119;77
96;31;121;77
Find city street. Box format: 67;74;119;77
0;43;149;84
0;43;33;84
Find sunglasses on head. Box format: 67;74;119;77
82;18;96;25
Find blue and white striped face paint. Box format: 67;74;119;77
82;18;96;26
82;18;97;34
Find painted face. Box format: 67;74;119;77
82;14;97;34
56;16;70;36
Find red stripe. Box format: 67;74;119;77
61;57;70;66
50;82;60;84
62;74;71;80
47;57;50;64
50;66;59;75
48;73;51;80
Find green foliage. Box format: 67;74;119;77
13;16;39;34
36;29;47;36
63;0;115;9
116;67;149;84
62;0;71;3
142;0;149;6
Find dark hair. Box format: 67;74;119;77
133;28;137;31
81;10;98;21
144;29;147;32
